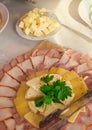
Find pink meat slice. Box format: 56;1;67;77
0;121;7;130
74;63;88;74
16;123;25;130
17;59;33;73
0;97;14;108
7;66;24;82
46;49;61;58
30;55;44;68
0;73;19;89
16;55;24;63
65;58;78;68
86;125;92;130
36;49;49;56
0;108;12;121
24;51;32;59
58;53;70;64
44;56;59;68
0;69;4;80
10;58;18;67
31;49;38;57
3;63;11;72
4;118;16;130
0;86;16;97
62;123;85;130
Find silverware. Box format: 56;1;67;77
39;89;92;129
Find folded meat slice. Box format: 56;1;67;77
16;55;24;63
3;63;11;72
62;123;85;130
0;69;4;80
7;66;24;82
46;49;61;58
44;56;59;68
0;86;16;97
65;59;78;68
30;55;44;68
36;49;49;56
0;97;14;108
58;53;70;64
0;121;7;130
4;118;16;130
0;73;19;89
17;59;33;74
16;123;25;130
74;63;88;74
0;108;12;121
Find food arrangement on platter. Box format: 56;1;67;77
0;40;92;130
16;8;61;40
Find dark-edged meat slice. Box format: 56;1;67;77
0;86;16;97
30;55;44;68
0;73;19;90
17;59;33;74
0;108;12;121
7;66;24;82
4;118;16;130
44;56;59;68
0;97;14;108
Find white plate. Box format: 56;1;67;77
16;10;61;41
0;3;9;33
78;0;92;28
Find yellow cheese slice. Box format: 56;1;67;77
68;107;85;123
24;111;43;128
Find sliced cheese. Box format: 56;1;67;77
56;68;69;75
25;87;43;99
24;111;43;128
62;71;79;81
28;101;46;113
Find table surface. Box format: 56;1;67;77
0;0;92;68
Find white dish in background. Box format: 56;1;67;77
16;10;61;41
78;0;92;28
0;3;9;33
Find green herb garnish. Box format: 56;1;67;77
35;74;72;107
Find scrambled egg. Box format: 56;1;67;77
19;8;60;37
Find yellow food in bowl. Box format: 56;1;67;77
18;8;60;37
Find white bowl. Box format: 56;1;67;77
0;3;9;33
78;0;92;28
16;10;61;41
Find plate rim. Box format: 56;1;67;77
78;0;92;28
0;2;9;33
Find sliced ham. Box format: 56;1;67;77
46;49;61;58
0;121;7;130
3;63;11;72
0;97;14;108
0;86;16;97
30;55;44;68
10;58;17;67
63;123;85;130
0;69;4;79
74;63;88;74
17;59;33;73
80;54;90;64
31;49;38;56
86;125;92;130
44;56;59;68
24;51;32;59
4;118;16;130
70;52;81;63
0;73;19;89
59;53;70;64
16;124;25;130
7;66;24;82
16;55;24;63
84;76;92;89
0;108;12;121
65;59;78;68
36;49;49;56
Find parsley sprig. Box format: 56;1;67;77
35;75;72;107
